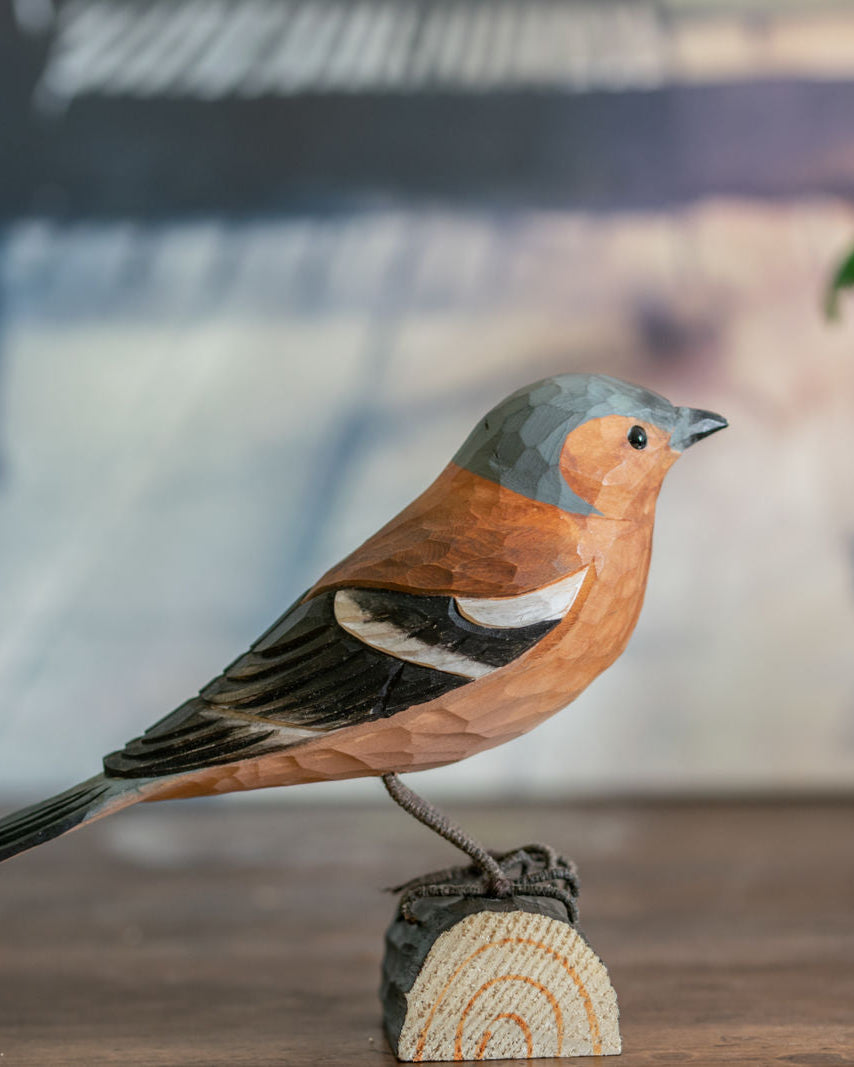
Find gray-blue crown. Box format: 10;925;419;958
453;374;679;515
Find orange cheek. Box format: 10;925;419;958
559;419;612;506
559;417;676;518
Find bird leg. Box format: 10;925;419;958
382;775;580;923
382;773;512;896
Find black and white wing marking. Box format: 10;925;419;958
103;572;587;780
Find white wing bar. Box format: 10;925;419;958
334;591;493;680
455;568;588;629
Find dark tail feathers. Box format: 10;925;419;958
0;776;123;862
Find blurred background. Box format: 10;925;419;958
1;0;853;806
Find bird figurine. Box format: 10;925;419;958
0;373;726;901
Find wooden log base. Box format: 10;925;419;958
381;851;621;1062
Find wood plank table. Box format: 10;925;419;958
0;798;851;1065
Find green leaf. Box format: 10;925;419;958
826;246;854;321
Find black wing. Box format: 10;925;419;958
103;588;558;780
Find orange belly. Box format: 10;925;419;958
146;517;652;803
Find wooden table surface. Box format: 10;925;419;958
0;797;851;1066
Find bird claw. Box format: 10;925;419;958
393;844;580;924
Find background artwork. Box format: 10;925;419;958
1;0;853;802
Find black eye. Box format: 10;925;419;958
627;425;647;450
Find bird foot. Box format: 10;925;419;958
391;843;580;924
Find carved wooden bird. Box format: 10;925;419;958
0;374;726;891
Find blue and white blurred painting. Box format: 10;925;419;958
1;0;853;801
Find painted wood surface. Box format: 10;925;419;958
0;374;726;859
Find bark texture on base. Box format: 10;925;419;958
382;894;620;1062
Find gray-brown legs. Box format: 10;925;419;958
382;772;512;894
381;773;579;922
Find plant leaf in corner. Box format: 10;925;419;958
826;246;854;321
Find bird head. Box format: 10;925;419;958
454;374;727;521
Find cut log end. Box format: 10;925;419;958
382;891;621;1062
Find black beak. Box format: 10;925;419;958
670;406;728;451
